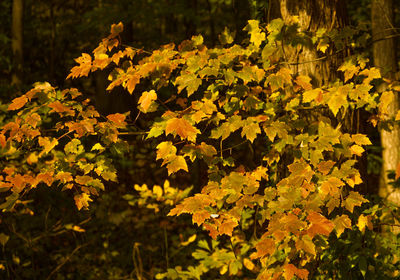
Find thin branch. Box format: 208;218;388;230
46;243;88;280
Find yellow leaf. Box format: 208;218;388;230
153;185;163;198
351;134;372;145
166;155;188;175
333;215;352;237
156;141;177;161
357;214;373;233
344;191;368;213
303;88;322;103
138;90;157;113
181;234;197;246
350;144;364;156
243;258;255;271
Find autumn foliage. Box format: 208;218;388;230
1;19;400;279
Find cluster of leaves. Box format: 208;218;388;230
2;18;400;279
62;19;400;279
0;81;128;213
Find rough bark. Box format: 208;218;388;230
372;0;400;206
279;0;348;86
11;0;24;89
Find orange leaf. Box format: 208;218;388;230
306;211;334;238
252;238;275;259
48;101;75;116
38;137;58;156
317;160;335;175
295;75;312;90
25;113;41;128
396;163;400;180
165;117;199;142
192;210;210;225
0;134;6;148
283;264;309;280
74;193;93;210
126;75;140;94
107;113;127;127
8;96;27;111
320;177;344;199
165;155;188;175
219;218;238;236
138;90;157;113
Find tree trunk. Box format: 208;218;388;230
279;0;348;86
372;0;400;207
11;0;24;89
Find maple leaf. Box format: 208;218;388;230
25;113;41;128
166;155;188;175
156;141;177;160
251;238;275;259
344;191;368;213
306;211;334;238
8;95;28;111
36;172;54;187
283;264;309;280
333;214;352;237
48;101;75;116
241;120;261;143
138;90;157;113
244;20;265;48
351;134;372;145
175;73;202;96
74;193;93;210
357;214;373;233
192;210;210;225
295;75;313;90
320;177;344;199
107;113;127;127
165;117;199;142
303;88;322;103
295;235;316;256
217;218;238;237
317;160;335;175
350;144;364;156
126;74;140;94
55;172;73;183
0;134;6;148
38;137;58;156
